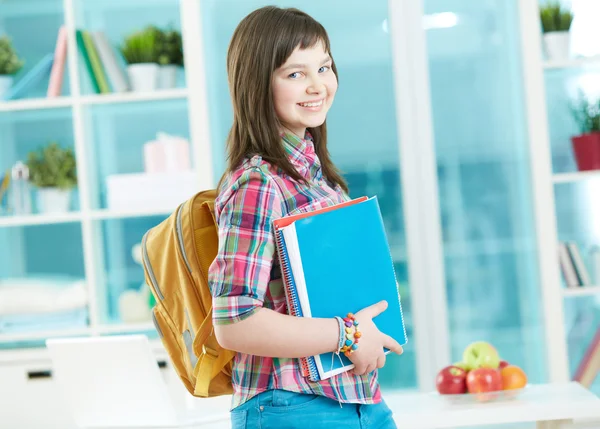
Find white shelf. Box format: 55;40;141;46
563;285;600;298
90;208;173;220
80;88;188;106
0;209;174;227
553;171;600;184
0;89;188;113
544;56;600;71
96;322;155;335
0;96;73;112
0;327;91;344
0;212;83;228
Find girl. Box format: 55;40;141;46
208;6;403;428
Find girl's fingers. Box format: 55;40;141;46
382;335;403;355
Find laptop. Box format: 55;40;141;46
46;335;231;428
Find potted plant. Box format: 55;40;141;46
540;2;574;62
0;35;24;98
570;93;600;171
26;142;77;213
155;26;183;89
119;26;159;92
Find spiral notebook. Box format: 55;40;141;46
274;196;407;381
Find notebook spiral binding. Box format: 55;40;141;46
275;229;301;317
275;228;320;381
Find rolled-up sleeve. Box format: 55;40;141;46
208;168;282;325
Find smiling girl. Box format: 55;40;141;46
208;6;402;428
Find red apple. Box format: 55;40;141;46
498;360;510;370
436;365;468;395
466;368;502;394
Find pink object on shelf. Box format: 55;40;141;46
47;26;68;97
143;133;191;173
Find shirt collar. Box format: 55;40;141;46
281;130;314;160
279;130;323;182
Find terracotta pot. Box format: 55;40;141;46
571;132;600;171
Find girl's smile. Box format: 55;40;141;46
297;98;325;111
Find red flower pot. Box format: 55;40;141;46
571;132;600;171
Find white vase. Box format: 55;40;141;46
158;65;178;89
0;75;14;99
37;188;72;214
127;63;159;92
543;31;571;62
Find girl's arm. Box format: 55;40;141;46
215;300;403;376
215;308;339;358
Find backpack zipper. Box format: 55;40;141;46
176;204;193;274
151;311;164;338
142;231;164;300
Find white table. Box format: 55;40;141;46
87;382;600;429
385;382;600;429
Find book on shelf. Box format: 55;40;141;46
76;29;130;95
47;26;68;97
1;53;54;101
559;241;592;288
274;196;407;381
2;26;69;101
90;31;129;93
573;325;600;388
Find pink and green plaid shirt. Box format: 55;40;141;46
208;132;381;410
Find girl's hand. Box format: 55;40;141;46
346;300;403;376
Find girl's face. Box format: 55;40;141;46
272;41;337;138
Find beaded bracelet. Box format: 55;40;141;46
339;313;361;357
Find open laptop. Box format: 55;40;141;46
46;335;230;428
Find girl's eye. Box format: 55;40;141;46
319;65;330;73
289;72;301;79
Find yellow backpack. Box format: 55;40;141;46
141;189;235;397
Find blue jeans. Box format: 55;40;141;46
230;389;397;429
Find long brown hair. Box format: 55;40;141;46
219;6;348;193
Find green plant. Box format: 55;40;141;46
540;2;574;33
156;27;183;66
570;92;600;134
0;35;24;75
26;142;77;189
119;26;158;65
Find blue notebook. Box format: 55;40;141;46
1;53;54;101
276;196;407;381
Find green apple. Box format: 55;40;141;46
453;361;470;371
462;341;500;370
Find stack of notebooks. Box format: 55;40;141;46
274;196;407;381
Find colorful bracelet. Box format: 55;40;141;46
339;313;360;357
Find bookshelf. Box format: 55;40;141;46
0;0;213;352
525;2;600;394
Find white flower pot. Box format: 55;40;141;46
0;75;14;99
127;63;159;92
543;31;571;62
37;188;72;214
158;65;178;89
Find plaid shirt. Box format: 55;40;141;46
208;132;381;409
